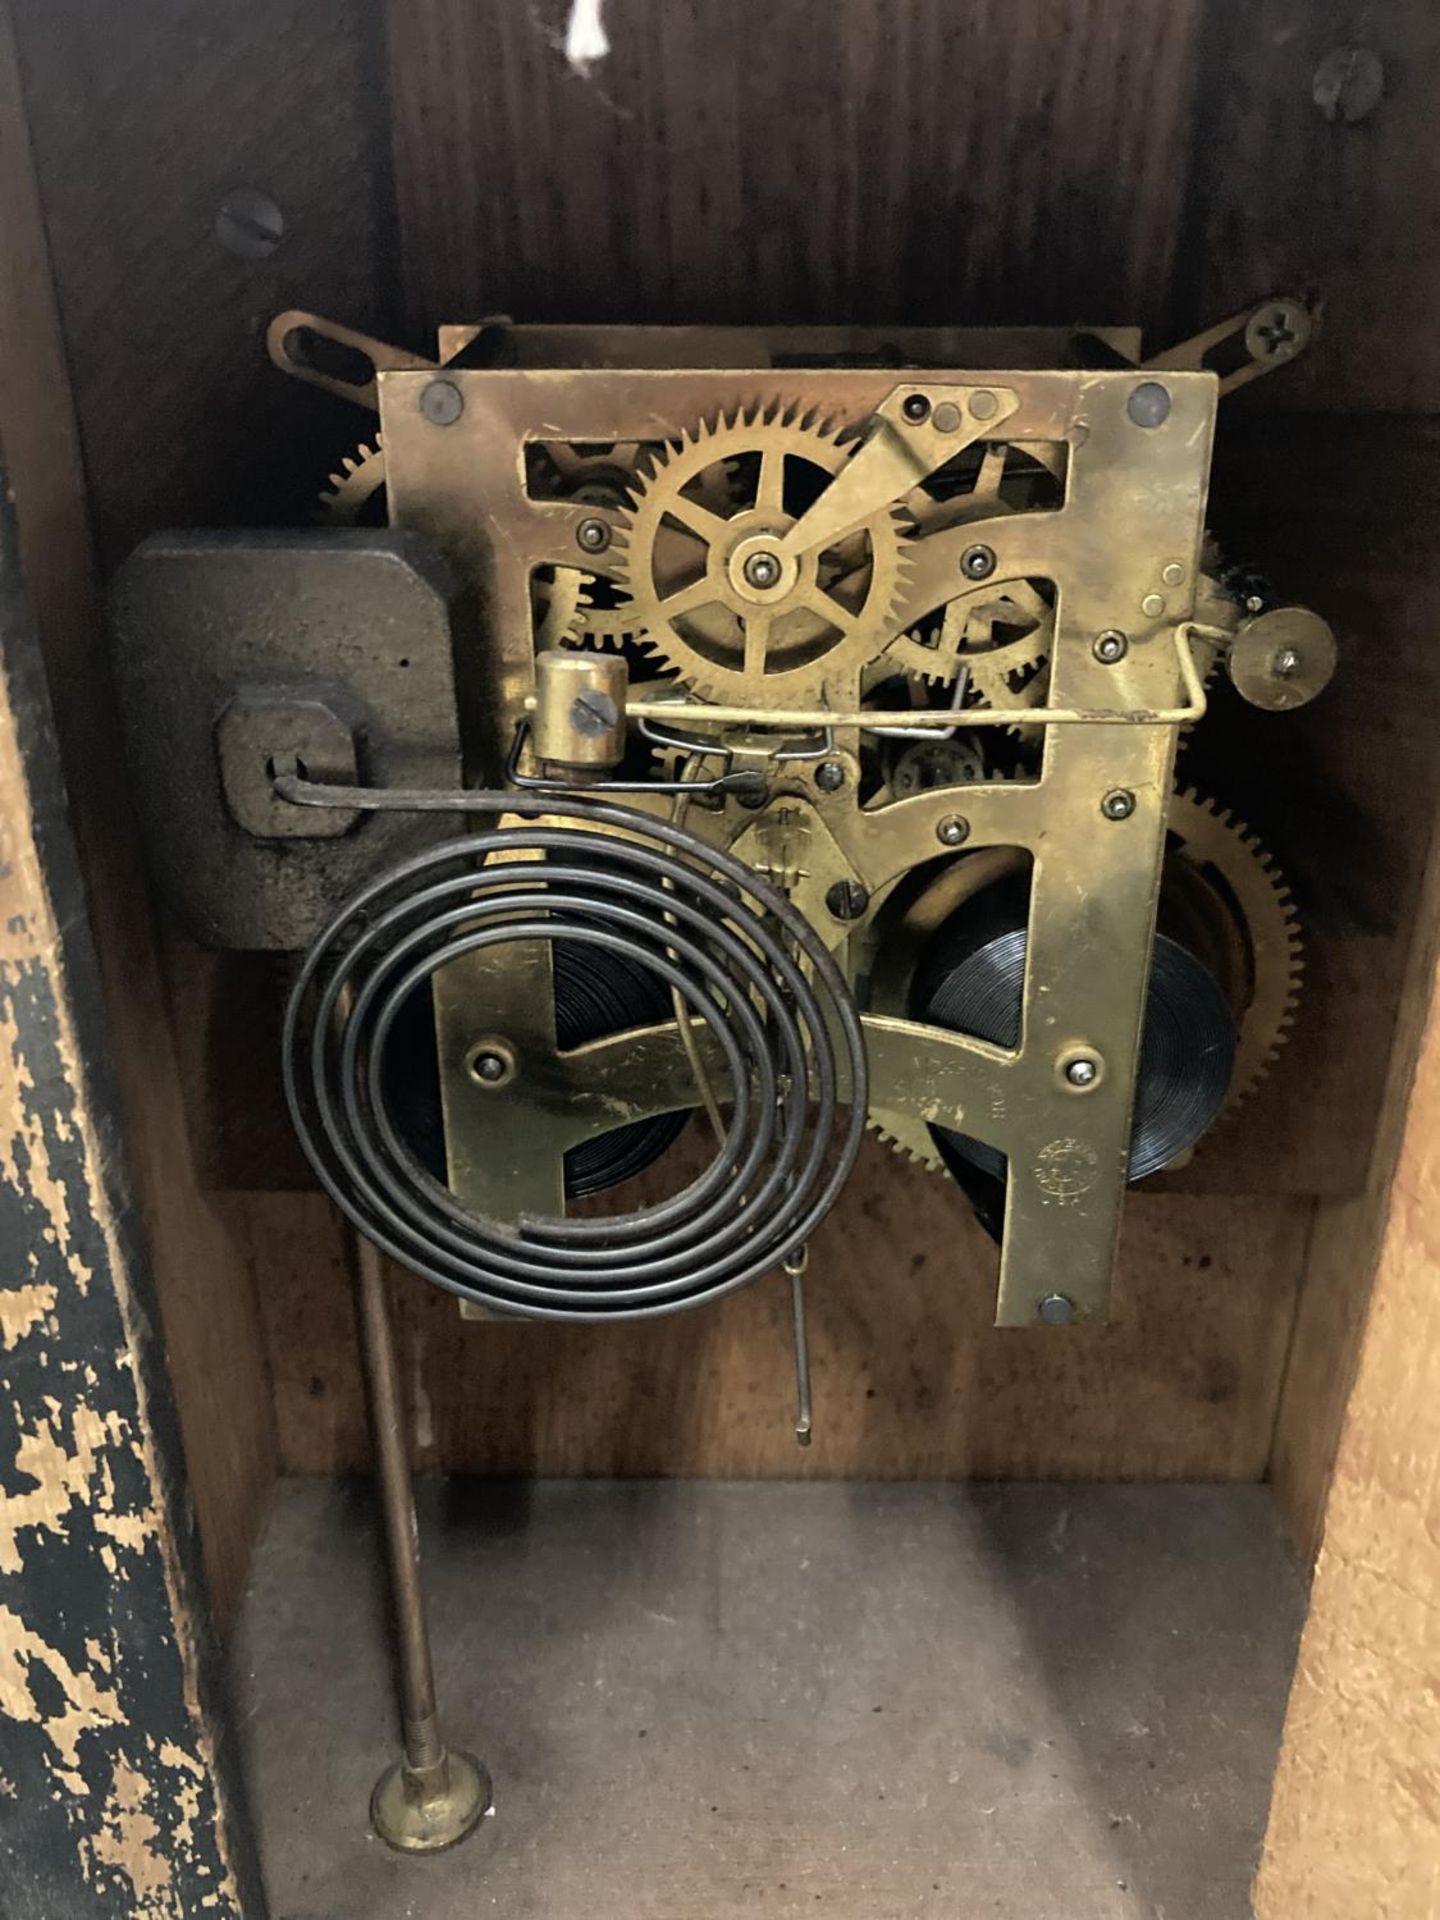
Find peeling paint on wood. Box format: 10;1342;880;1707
0;483;264;1913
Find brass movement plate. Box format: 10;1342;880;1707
376;356;1217;1326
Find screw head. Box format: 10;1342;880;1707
1064;1056;1099;1088
1101;788;1136;821
1127;380;1172;429
1141;592;1166;618
1272;646;1301;678
1037;1293;1075;1326
1093;629;1128;664
1161;561;1186;588
825;879;869;922
214;186;284;258
936;813;971;847
1244;297;1313;365
960;544;997;581
815;760;846;793
419;379;465;427
466;1041;518;1088
1314;46;1384;125
576;516;611;555
902;393;931;423
570;690;619;737
743;549;783;590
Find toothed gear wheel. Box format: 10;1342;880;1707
532;566;596;649
867;1112;949;1176
555;443;741;653
1162;789;1303;1111
885;579;1055;694
611;404;911;708
972;581;1233;752
316;437;387;525
533;440;647;505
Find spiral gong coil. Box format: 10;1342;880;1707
282;794;868;1321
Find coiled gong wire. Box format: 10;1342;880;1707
282;792;868;1322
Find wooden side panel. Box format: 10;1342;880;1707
386;0;1206;341
1269;804;1440;1565
240;1153;1308;1482
1184;1;1440;411
1187;415;1440;1560
0;484;264;1914
1255;955;1440;1917
8;0;397;565
0;2;276;1626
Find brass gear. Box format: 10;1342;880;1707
885;568;1236;744
885;579;1054;694
552;439;746;653
316;437;386;524
532;440;647;505
868;1114;950;1176
532;566;596;649
865;792;1301;1174
1163;788;1303;1110
611;404;911;708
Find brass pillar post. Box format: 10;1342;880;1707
351;1232;490;1852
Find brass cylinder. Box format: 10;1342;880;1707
350;1231;491;1852
532;648;628;776
352;1234;443;1772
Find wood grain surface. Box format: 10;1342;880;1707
1268;751;1440;1566
8;0;398;566
0;1;277;1628
1255;952;1440;1916
385;0;1207;343
235;1142;1308;1482
1185;0;1440;412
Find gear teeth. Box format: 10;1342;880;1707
867;1114;947;1176
1167;787;1304;1115
607;403;910;707
315;437;385;524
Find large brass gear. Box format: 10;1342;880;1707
1162;788;1303;1109
610;404;911;708
865;790;1302;1173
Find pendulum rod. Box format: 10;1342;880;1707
350;1228;491;1853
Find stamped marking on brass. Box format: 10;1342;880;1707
1033;1137;1101;1204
